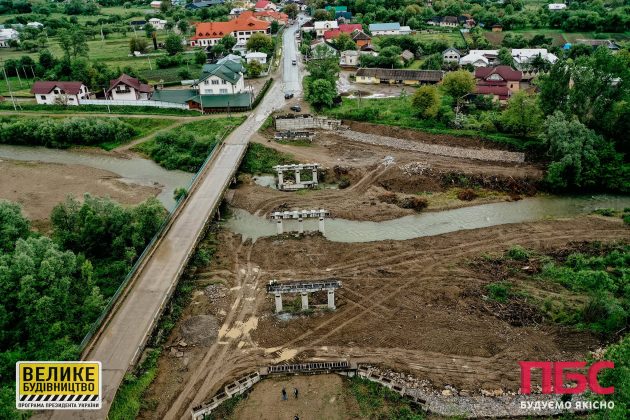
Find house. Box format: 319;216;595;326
459;50;498;67
230;7;247;17
195;60;247;95
253;10;289;25
575;39;621;51
457;15;475;28
352;30;371;47
150;0;162;8
548;3;567;10
355;68;444;85
340;50;360;67
26;22;44;29
148;18;167;30
314;21;338;37
491;24;503;32
245;51;267;64
325;5;347;13
400;50;415;62
511;48;558;68
190;13;270;47
254;0;276;12
185;0;226;10
442;47;462;63
106;74;152;100
323;24;362;41
427;16;458;28
130;20;147;27
0;28;18;47
31;81;90;105
368;22;401;36
474;66;522;101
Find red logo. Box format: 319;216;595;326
519;361;614;395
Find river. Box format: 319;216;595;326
0;144;193;210
225;195;630;243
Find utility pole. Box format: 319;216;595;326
2;67;17;111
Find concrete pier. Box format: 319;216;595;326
276;219;283;235
275;293;283;313
270;209;329;236
327;289;336;309
318;217;325;234
301;292;309;310
274;164;320;191
298;218;304;234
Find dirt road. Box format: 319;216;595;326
141;216;628;419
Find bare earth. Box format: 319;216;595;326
0;159;160;222
140;216;629;419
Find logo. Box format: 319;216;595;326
16;361;102;410
519;361;614;395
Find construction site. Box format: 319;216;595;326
138;115;629;419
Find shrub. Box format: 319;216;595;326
398;196;428;211
457;188;478;201
506;245;530;261
486;282;511;303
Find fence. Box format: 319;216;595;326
79;124;238;354
80;99;188;109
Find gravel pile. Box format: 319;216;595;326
339;130;525;163
204;284;228;301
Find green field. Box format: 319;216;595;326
0;6;152;25
484;28;630;47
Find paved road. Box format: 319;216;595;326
48;19;303;420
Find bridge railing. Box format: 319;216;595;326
79;123;240;355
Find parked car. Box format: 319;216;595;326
284;93;294;99
292;59;297;65
290;105;301;112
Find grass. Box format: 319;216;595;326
322;96;527;150
239;143;296;174
0;76;34;97
99;117;174;150
348;376;424;419
483;28;630;47
135;117;245;172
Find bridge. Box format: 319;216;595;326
49;19;304;420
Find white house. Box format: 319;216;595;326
314;20;338;37
150;0;162;9
194;60;247;95
511;48;558;68
399;26;412;35
106;74;152;100
548;3;567;10
368;22;401;36
31;81;90;105
26;22;44;29
148;18;167;30
245;51;267;64
0;28;18;47
442;47;462;63
340;50;359;67
254;0;277;12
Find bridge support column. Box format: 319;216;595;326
301;292;309;310
275;293;283;313
295;169;301;185
327;289;335;310
277;169;284;190
318;217;325;234
312;168;318;185
297;217;304;234
276;219;283;235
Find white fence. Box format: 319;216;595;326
80;99;188;109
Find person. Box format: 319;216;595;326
293;387;299;399
294;416;299;420
281;387;287;401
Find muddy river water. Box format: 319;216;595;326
0;145;193;210
226;195;630;243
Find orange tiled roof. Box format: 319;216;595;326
191;14;270;40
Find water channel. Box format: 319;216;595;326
226;195;630;243
0;145;193;210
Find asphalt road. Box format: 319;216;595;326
46;19;304;420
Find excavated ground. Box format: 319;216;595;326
140;216;629;419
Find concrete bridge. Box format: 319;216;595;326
48;19;304;420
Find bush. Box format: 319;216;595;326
0;117;136;148
240;143;295;174
457;188;478;201
398;196;428;211
486;282;511;303
506;245;530;261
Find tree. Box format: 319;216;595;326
501;91;542;138
177;19;189;35
164;33;184;55
129;36;148;54
271;20;280;34
283;3;298;19
144;23;155;38
219;34;236;51
0;201;29;253
306;78;336;109
160;0;170;12
57;28;88;59
412;85;440;119
247;59;263;77
178;68;192;80
313;9;332;20
246;32;274;56
441;70;475;103
497;47;514;67
332;33;356;52
194;49;207;65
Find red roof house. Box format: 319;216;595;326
107;74;152;100
323;24;364;40
190;13;270;47
31;81;90;105
474;66;522;101
254;0;276;11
